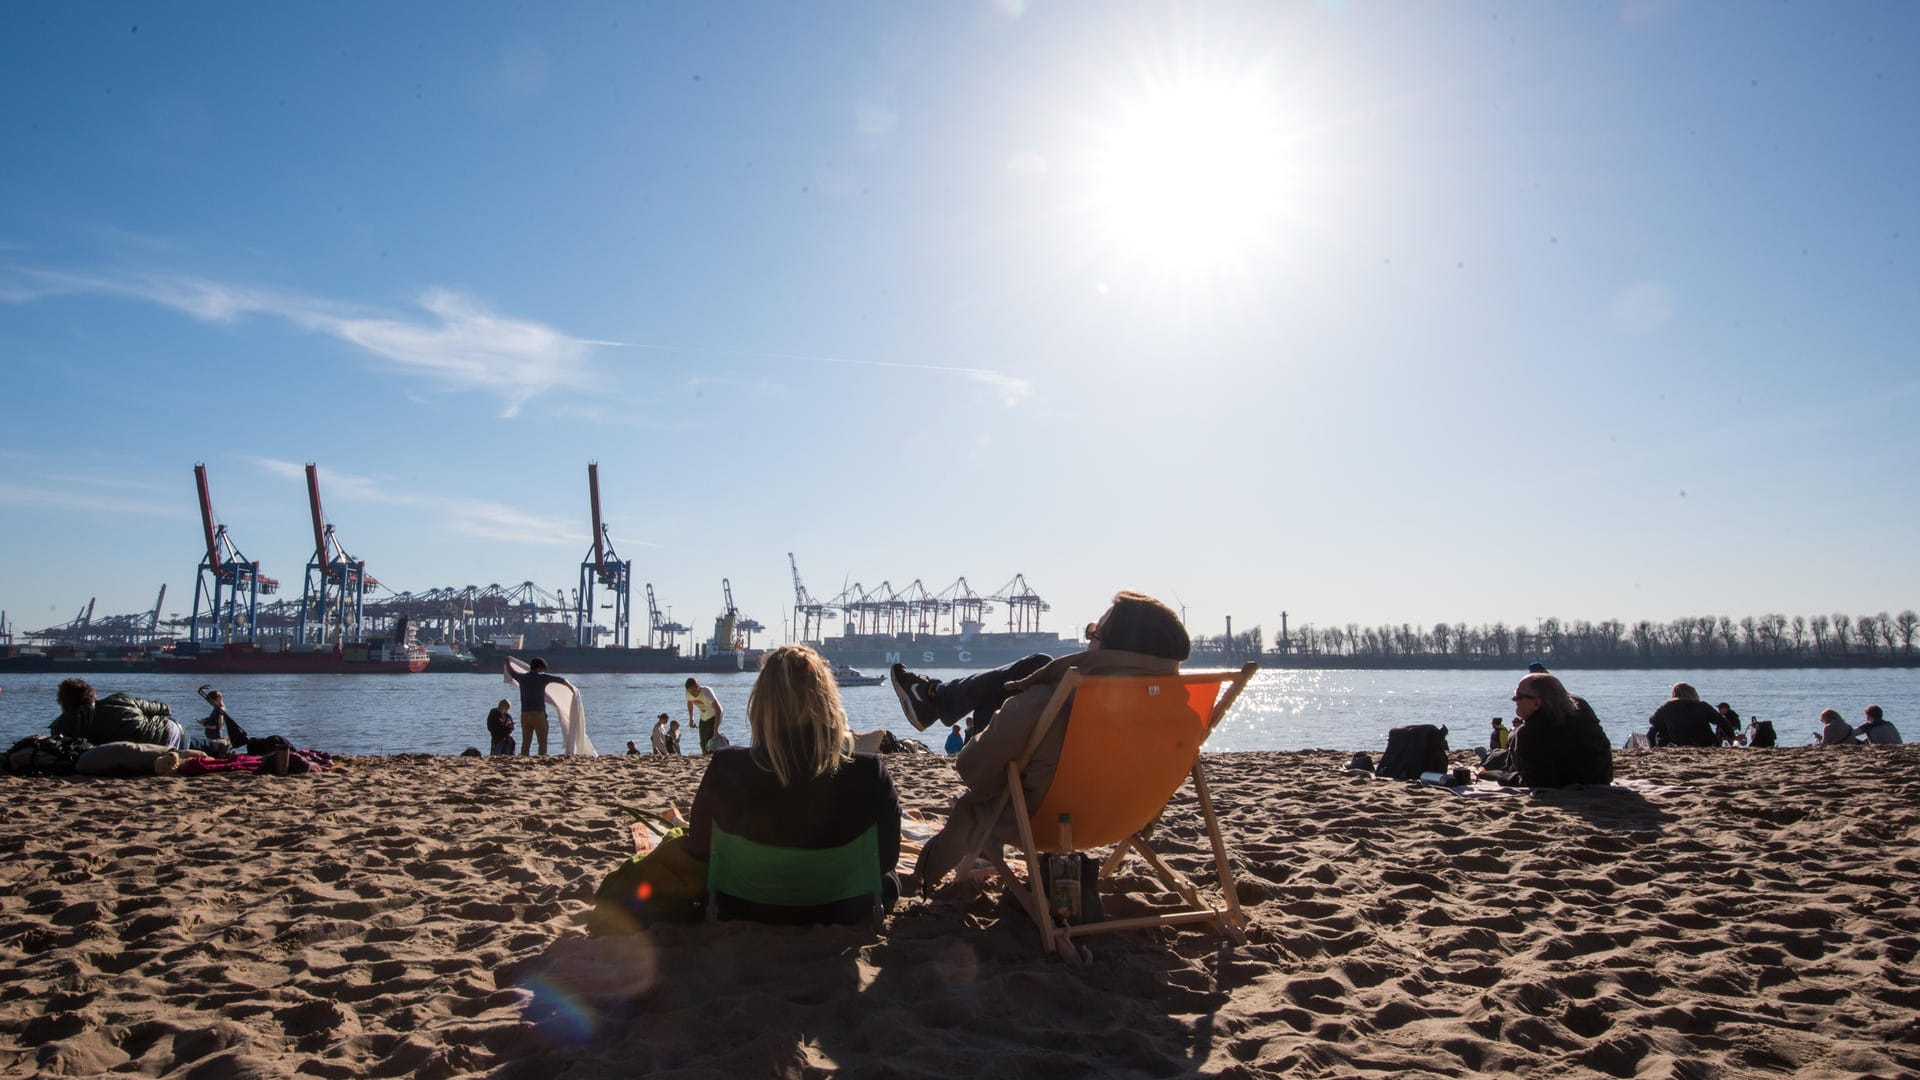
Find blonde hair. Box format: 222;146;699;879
1671;682;1699;702
748;645;851;786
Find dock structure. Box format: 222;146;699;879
790;567;1054;641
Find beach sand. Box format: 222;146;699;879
3;746;1917;1078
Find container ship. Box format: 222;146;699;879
155;637;429;675
466;641;761;675
0;639;429;675
0;645;159;674
812;627;1081;670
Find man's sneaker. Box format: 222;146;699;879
890;664;942;732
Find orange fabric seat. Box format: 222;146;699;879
1026;674;1225;851
962;663;1258;960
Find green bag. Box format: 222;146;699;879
588;809;706;934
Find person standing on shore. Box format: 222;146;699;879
1855;705;1901;744
667;720;684;755
651;712;673;754
686;677;723;754
509;658;571;756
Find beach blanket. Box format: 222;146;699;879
1348;767;1693;799
504;658;596;756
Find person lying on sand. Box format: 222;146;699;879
905;590;1190;897
50;678;228;755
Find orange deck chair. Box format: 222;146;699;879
959;662;1258;960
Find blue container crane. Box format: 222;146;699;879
188;463;278;646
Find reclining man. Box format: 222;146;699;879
891;590;1190;896
49;678;231;754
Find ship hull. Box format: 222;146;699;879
156;643;428;675
814;632;1078;670
0;650;158;674
467;643;760;675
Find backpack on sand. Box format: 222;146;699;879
1376;724;1450;780
6;734;95;776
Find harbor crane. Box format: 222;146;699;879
712;578;764;651
787;552;838;643
934;577;990;635
575;463;633;648
989;574;1051;633
147;584;166;644
645;583;690;651
189;463;278;645
297;463;378;647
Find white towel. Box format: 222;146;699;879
503;658;596;756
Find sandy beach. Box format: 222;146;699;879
3;745;1917;1078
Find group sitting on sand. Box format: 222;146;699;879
1818;704;1902;746
35;678;327;776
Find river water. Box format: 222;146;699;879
3;666;1913;757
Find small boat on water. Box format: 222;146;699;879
831;663;883;688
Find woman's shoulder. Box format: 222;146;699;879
842;752;898;795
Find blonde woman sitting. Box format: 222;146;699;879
684;644;902;925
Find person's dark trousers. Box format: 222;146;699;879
934;654;1054;739
699;718;717;754
207;708;254;751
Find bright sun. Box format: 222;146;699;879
1091;78;1288;271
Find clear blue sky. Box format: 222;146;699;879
2;1;1916;644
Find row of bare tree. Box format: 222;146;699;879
1272;611;1920;661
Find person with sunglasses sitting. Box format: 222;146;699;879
1504;672;1613;787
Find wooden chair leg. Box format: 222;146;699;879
1006;762;1057;955
1191;761;1247;929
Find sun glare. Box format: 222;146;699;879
1092;78;1288;271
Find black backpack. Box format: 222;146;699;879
1376;724;1450;780
1749;720;1777;748
6;734;95;776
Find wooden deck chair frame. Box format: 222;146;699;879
958;662;1258;961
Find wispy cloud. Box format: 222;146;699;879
251;458;584;545
4;264;1036;409
585;338;1035;406
0;481;180;518
4;269;588;418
